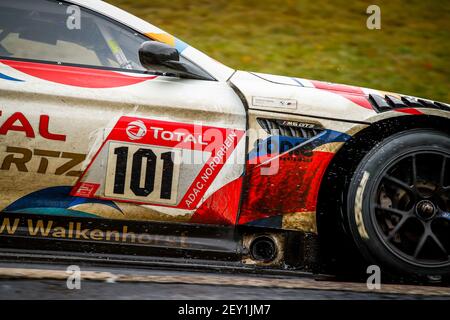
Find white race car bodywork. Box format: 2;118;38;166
0;59;246;222
0;0;448;233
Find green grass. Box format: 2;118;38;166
110;0;450;102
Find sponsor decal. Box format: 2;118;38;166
252;96;297;109
183;130;238;208
0;111;66;141
0;146;85;177
0;215;186;247
276;120;321;129
72;116;245;210
126;120;147;140
72;183;100;198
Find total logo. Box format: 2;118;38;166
126;120;147;140
123;118;209;146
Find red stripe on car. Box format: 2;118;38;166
0;59;156;88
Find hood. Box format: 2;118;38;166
229;71;450;123
253;72;369;95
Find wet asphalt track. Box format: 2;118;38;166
0;262;448;300
2;279;447;300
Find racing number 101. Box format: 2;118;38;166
112;146;175;199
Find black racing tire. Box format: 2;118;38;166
346;129;450;282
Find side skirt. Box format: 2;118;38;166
0;212;318;273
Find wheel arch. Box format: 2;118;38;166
315;114;450;273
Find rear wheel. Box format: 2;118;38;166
346;130;450;281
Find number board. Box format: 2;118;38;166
105;142;181;205
71;116;245;210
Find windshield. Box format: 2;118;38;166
0;0;148;71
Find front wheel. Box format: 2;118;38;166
346;129;449;281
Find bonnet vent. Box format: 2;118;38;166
369;94;450;113
257;118;324;139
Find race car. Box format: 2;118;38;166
0;0;448;282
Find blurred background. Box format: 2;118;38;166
110;0;449;102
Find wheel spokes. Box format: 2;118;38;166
372;150;449;266
374;204;410;217
384;174;412;190
413;232;428;259
430;234;448;257
386;215;409;241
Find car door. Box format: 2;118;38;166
0;0;246;226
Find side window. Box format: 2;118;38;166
0;0;148;71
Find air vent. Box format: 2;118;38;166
257;118;324;139
369;94;450;113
